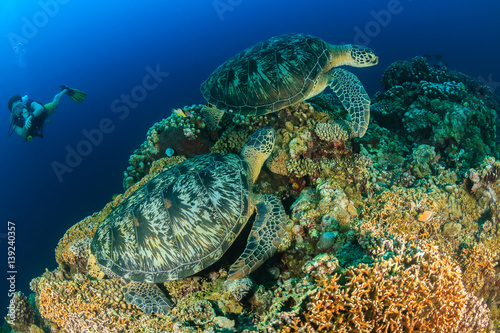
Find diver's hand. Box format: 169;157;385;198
25;116;32;129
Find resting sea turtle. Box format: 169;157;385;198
88;127;286;314
201;33;378;137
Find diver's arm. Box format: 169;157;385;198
14;124;28;139
29;102;45;117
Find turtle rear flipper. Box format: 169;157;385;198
121;280;174;314
201;105;225;130
327;67;371;138
228;194;287;280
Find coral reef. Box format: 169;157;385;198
5;292;36;332
314;122;351;142
279;241;471;332
122;105;213;189
372;56;499;174
12;57;500;332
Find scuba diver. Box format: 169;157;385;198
7;86;87;141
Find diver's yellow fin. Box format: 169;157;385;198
60;85;87;103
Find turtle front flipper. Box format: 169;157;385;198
327;68;371;138
121;280;174;314
228;194;287;280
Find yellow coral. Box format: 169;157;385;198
361;188;441;240
314;122;350;142
209;129;249;154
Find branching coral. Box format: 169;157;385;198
459;243;497;295
281;242;479;333
25;56;500;332
361;188;441;240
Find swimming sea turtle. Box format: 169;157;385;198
201;33;378;137
88;127;286;314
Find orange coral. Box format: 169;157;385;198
282;242;472;333
31;273;174;333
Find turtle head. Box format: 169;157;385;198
241;127;275;182
348;45;378;67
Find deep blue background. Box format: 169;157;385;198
1;0;499;317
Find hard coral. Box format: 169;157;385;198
361;187;440;240
374;57;499;174
5;291;36;332
123;105;212;189
209;128;249;154
31;273;175;333
266;149;289;176
286;242;471;333
314;122;350;142
459;243;497;295
55;216;97;271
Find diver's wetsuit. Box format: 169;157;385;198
12;99;49;140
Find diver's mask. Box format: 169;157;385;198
11;101;24;116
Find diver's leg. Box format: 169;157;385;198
51;90;67;108
45;90;67;117
44;103;56;117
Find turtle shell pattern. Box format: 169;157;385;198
201;33;330;116
90;153;252;283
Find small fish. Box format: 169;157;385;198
173;108;186;117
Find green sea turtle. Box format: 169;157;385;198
88;127;287;314
201;33;378;137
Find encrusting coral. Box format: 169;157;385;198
10;58;500;332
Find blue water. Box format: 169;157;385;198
1;0;499;317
